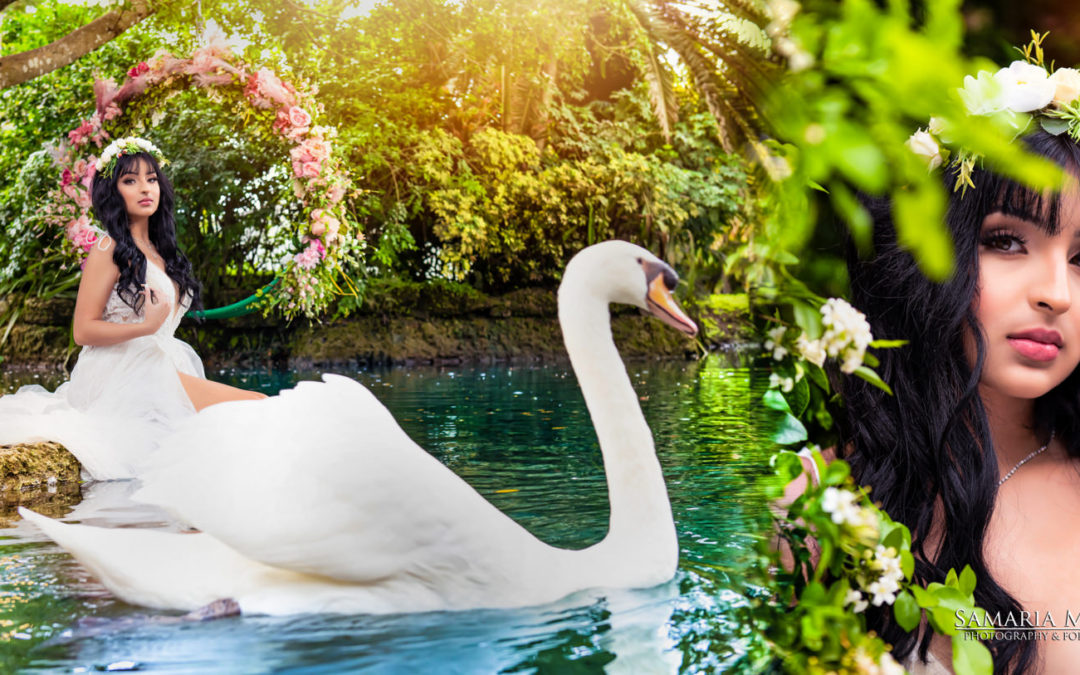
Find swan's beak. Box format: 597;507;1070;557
643;261;698;338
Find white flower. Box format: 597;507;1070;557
821;487;862;526
820;298;873;372
796;334;826;368
906;129;943;170
844;588;869;613
781;377;794;393
993;61;1055;113
769;373;782;389
1050;67;1080;106
958;70;1005;115
928;116;949;138
879;652;906;675
764;326;788;361
866;578;899;606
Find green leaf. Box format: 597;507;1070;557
831;182;872;254
894;181;953;281
823;460;850;486
901;550;915;579
929;606;959;635
1041;117;1071;136
853;366;894;395
912;585;939;608
959;565;977;597
869;339;909;348
785;374;811;417
953;634;994;675
763;389;793;413
945;568;959;588
895;591;921;632
772;412;809;445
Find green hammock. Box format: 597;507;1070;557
186;278;279;320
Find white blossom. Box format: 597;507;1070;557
821;487;862;526
958;70;1006;115
820;298;873;373
994;61;1056;113
844;588;869;613
796;334;826;367
905;129;943;170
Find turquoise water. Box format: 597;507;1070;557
0;359;777;673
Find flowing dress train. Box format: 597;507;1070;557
0;258;202;480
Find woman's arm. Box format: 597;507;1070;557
72;237;170;346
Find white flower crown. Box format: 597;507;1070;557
95;136;168;177
907;32;1080;192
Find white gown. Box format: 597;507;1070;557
0;259;203;480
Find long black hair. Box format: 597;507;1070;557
843;130;1080;673
90;151;201;314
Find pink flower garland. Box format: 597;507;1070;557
46;39;358;317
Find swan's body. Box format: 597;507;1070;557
21;240;698;615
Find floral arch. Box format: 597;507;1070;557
45;38;362;319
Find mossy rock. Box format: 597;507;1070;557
0;442;81;495
360;279;491;317
0;441;82;527
20;296;76;326
0;324;73;365
488;288;557;318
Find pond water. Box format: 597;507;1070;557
0;359;778;673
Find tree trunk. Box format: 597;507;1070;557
0;0;159;91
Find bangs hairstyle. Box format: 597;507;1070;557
843;130;1080;674
90;152;201;316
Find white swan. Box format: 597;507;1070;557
19;240;698;616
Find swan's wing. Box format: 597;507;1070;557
135;374;536;583
18;507;263;612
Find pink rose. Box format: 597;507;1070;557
302;138;330;162
274;110;290;132
75;190;92;209
73;160;88;178
326;217;340;244
62;184;80;201
301;161;321;178
103;103;122;121
328;184;346;203
288;106;312;128
61;169;73;187
290;144;315;164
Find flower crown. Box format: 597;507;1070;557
906;32;1080;192
95;136;168;178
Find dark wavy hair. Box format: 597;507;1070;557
842;130;1080;674
90;152;201;315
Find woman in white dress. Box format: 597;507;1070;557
0;137;264;480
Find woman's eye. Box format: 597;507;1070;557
982;233;1024;253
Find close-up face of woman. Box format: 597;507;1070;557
115;157;160;221
974;183;1080;403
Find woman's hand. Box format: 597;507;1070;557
139;284;172;335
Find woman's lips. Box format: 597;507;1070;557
1008;337;1060;361
139;199;154;206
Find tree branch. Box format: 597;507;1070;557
0;0;159;91
0;0;23;14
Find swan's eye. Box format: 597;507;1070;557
636;257;643;264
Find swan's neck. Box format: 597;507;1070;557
559;293;677;563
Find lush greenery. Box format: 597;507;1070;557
0;0;753;332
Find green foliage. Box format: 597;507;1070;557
759;449;994;674
1;0;752;323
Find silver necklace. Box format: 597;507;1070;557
998;430;1055;486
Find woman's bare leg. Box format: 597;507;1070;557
177;371;268;412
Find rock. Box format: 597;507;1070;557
0;441;82;527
